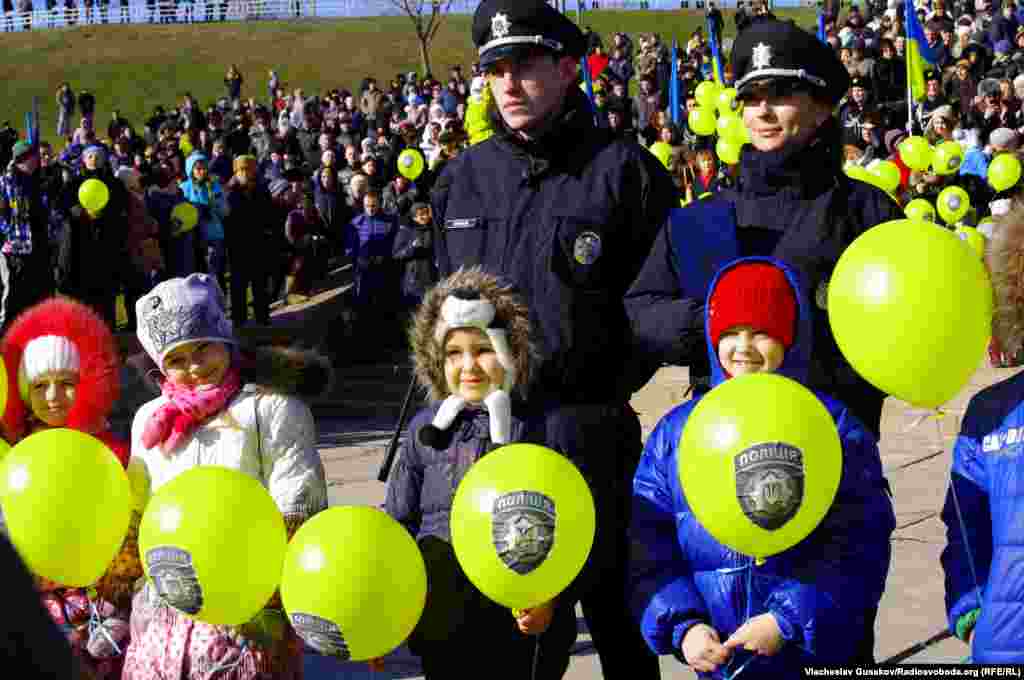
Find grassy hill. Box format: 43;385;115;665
0;8;814;139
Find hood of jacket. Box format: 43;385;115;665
185;151;208;179
704;256;814;389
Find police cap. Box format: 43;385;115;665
731;19;849;105
472;0;586;69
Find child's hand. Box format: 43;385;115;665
367;657;386;672
681;623;730;673
514;601;555;636
723;613;784;657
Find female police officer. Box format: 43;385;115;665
624;18;901;664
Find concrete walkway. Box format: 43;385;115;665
301;361;1010;677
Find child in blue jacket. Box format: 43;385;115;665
941;213;1024;662
628;257;895;678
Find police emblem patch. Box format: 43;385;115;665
491;12;512;40
815;279;829;310
290;612;351;660
573;231;602;265
492;490;556;575
734;442;805;531
146;546;204;615
752;42;773;70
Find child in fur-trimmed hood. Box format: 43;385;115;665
383;267;580;680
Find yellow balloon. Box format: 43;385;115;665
78;178;110;214
450;444;595;609
138;466;286;625
688;107;717;137
904;198;936;222
937;186;971;224
898;136;933;172
695;81;722;110
716;138;742;166
0;359;8;422
170;202;199;236
1;430;131;586
678;373;842;559
649;141;673;168
955;225;987;259
868;161;902;193
931;141;963;176
281;507;426;661
716;113;746;145
827;219;993;408
988;153;1023;192
717;87;739;116
397;149;425;180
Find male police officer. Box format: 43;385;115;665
431;1;678;677
625;18;900;663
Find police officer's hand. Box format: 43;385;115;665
682;623;730;673
514;600;555;636
723;613;784;657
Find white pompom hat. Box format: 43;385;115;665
19;335;81;400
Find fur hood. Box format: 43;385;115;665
988;203;1024;354
411;267;534;401
134;344;334;400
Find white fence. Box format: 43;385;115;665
0;0;801;32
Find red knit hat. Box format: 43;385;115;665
708;263;797;350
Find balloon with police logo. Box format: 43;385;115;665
695;81;722;110
170;202;199;236
904;198;936;222
649;142;673;168
78;179;110;215
931;141;963;176
2;430;131;587
955;225;987;259
281;506;426;662
717;87;739;116
716;138;742;166
827;219;993;408
678;373;842;559
688;107;717;137
898;136;933;172
937;186;971;224
868;161;901;194
450;444;595;610
138;466;286;625
397;149;425;180
988;153;1022;192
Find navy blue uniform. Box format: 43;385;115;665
431;86;679;679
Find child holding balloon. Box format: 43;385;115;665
0;297;139;679
941;211;1024;662
384;267;579;680
628;257;895;677
121;273;329;680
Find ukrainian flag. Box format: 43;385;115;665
706;14;725;85
905;0;938;101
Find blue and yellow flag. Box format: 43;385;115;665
905;0;937;101
706;14;725;85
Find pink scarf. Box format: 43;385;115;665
141;367;242;455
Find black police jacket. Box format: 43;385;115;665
625;119;901;436
431;88;679;405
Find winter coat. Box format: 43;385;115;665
629;257;895;677
941;369;1024;663
179;152;229;242
224;181;279;266
392;218;436;303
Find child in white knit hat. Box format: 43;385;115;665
122;273;329;680
383;267;579;680
0;297;137;679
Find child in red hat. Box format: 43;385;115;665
628;257;895;677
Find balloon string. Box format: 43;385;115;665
723;558;757;680
201;639;249;679
901;407;947;435
87;593;123;657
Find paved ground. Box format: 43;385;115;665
298;358;1007;678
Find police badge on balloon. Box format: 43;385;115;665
492;490;556;575
734;442;805;531
290;612;351;660
146;546;204;615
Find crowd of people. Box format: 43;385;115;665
3;0;1024;678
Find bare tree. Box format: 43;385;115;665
389;0;456;79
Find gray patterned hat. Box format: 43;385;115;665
136;273;236;369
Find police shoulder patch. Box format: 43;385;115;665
492;490;556;575
573;231;602;265
734;442;805;531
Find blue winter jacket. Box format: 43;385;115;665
179;152;227;242
941;371;1024;663
628;256;895;677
